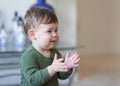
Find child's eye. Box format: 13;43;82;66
55;29;58;32
47;30;52;33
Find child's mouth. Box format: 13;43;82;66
50;40;56;42
50;40;57;43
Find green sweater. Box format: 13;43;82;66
20;45;72;86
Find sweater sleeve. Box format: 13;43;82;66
20;54;51;86
58;69;72;80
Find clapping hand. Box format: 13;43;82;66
48;53;80;76
50;54;68;72
64;52;80;70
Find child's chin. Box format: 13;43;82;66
49;45;55;49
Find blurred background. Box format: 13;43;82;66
0;0;120;86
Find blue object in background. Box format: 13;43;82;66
31;0;54;12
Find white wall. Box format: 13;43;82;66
0;0;36;29
48;0;77;48
0;0;77;49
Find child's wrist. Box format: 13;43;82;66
48;65;56;76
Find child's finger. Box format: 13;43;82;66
53;53;58;60
65;52;70;61
58;63;67;71
69;54;78;61
59;68;68;72
59;65;68;72
70;53;78;59
58;58;64;62
72;54;80;61
73;64;80;67
74;57;80;64
66;52;70;58
60;63;67;68
65;52;70;59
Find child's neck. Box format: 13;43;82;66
40;49;50;57
33;44;50;57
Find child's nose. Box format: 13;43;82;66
52;32;58;37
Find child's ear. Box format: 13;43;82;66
28;29;36;40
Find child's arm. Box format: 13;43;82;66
20;54;51;86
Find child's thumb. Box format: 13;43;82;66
66;52;70;59
54;53;58;60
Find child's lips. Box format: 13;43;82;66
50;40;57;43
50;40;56;42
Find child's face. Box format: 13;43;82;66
34;23;59;49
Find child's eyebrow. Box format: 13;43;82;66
48;27;58;29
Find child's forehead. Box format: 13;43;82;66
38;23;58;27
34;23;58;30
